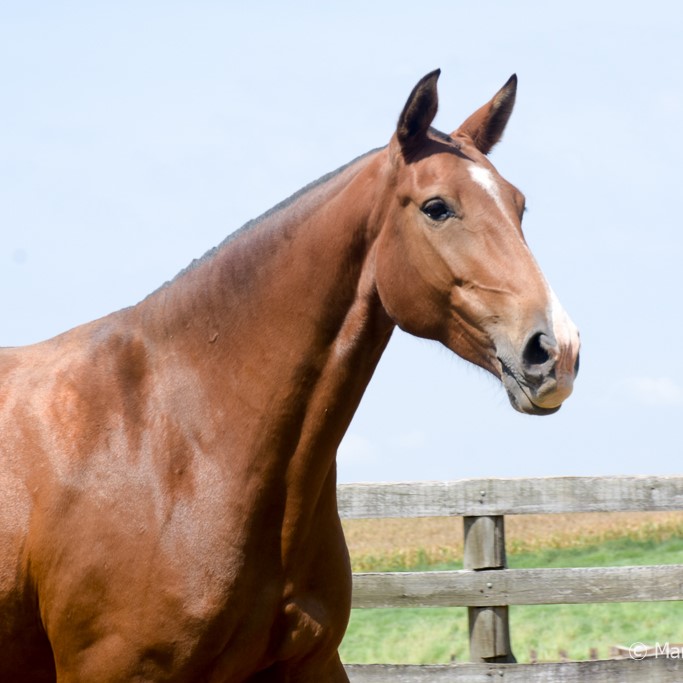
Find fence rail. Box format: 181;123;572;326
344;658;683;683
351;564;683;607
338;475;683;682
337;475;683;517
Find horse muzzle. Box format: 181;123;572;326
497;328;580;416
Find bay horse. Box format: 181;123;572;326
0;71;579;682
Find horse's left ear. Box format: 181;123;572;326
455;74;517;155
396;69;441;157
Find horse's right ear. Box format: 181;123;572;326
454;74;517;155
396;69;440;157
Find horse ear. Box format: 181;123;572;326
396;69;440;156
455;74;517;155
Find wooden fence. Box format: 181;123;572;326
337;476;683;682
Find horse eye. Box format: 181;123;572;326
421;198;453;222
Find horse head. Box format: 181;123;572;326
375;70;580;415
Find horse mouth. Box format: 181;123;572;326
498;359;561;416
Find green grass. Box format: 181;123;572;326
341;606;469;664
340;536;683;664
510;601;683;663
509;533;683;570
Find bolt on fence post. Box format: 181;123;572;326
463;514;516;663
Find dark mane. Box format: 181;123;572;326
429;126;456;144
158;146;384;291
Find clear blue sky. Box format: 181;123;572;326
2;2;682;483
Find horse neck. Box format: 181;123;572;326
137;148;393;499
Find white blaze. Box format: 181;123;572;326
547;286;580;382
468;164;517;228
548;287;577;349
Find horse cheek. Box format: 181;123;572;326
375;226;445;341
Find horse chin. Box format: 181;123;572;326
501;373;562;416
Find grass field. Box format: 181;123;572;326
339;511;683;664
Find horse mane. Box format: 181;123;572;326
155;146;384;293
429;126;456;144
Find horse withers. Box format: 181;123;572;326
0;71;579;681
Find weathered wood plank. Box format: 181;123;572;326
344;658;683;682
351;565;683;608
463;515;514;663
337;476;683;518
463;516;507;570
467;606;515;663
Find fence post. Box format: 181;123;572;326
463;515;516;663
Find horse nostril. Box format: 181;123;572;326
523;332;551;367
574;351;580;377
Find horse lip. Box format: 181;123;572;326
497;357;561;416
